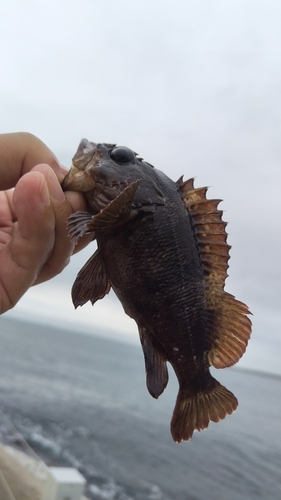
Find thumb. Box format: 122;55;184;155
0;171;55;313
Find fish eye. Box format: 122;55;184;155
110;146;135;164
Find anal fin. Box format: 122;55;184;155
72;249;111;308
139;327;168;399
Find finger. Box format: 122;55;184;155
0;132;64;190
0;171;55;313
31;165;92;284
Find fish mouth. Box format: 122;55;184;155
61;138;98;192
61;163;96;192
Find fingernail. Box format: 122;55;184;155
33;164;66;202
39;177;50;206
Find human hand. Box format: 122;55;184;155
0;132;92;314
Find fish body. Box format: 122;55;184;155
62;140;252;442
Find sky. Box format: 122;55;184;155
0;0;281;374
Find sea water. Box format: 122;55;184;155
0;316;280;500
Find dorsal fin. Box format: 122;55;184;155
177;177;252;369
177;177;230;287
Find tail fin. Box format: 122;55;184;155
170;378;238;443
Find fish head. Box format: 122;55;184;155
62;139;162;213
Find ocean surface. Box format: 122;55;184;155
0;316;280;500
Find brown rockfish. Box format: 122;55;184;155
62;139;252;443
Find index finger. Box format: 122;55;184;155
0;132;63;190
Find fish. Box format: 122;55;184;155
62;139;252;443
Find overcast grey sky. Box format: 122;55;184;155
1;0;281;374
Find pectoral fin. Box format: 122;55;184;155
139;327;168;399
87;179;142;231
67;211;95;243
66;179;141;242
72;249;111;308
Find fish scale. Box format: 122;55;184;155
62;140;252;443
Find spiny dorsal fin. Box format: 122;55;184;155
178;177;252;369
177;177;230;288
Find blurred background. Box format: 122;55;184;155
1;0;281;374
